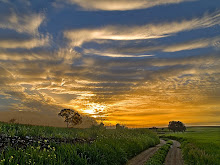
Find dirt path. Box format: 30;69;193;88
165;140;184;165
126;139;166;165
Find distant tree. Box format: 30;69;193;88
116;123;126;130
91;122;106;130
116;123;120;129
149;127;158;132
58;109;82;128
99;122;106;130
99;122;104;127
168;121;186;132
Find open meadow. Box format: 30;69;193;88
161;126;220;165
0;122;219;165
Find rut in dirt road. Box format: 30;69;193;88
126;139;166;165
165;140;184;165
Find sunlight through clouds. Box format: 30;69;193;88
64;0;196;11
0;0;219;127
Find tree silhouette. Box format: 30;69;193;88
98;122;106;130
149;127;158;132
116;123;126;130
58;109;82;128
168;121;186;132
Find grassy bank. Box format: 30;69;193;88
145;140;173;165
161;126;220;165
0;122;159;165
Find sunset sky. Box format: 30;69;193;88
0;0;220;127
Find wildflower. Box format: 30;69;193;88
44;140;48;143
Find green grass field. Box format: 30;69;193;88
0;122;159;165
0;122;219;165
161;126;220;165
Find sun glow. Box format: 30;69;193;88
82;102;108;118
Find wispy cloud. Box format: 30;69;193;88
0;10;45;35
1;44;219;126
64;0;195;11
0;35;50;49
83;49;153;58
162;36;220;52
95;36;220;54
64;11;220;47
0;0;219;127
0;0;48;49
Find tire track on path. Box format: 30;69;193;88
165;140;184;165
126;139;166;165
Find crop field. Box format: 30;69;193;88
0;122;159;165
161;126;220;165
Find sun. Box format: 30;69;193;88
82;102;107;118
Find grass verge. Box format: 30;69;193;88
145;140;173;165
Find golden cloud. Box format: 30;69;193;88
66;0;195;11
64;11;220;47
0;11;45;35
0;36;50;49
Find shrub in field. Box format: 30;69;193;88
145;141;173;165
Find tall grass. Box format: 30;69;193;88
0;122;90;139
0;122;159;165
